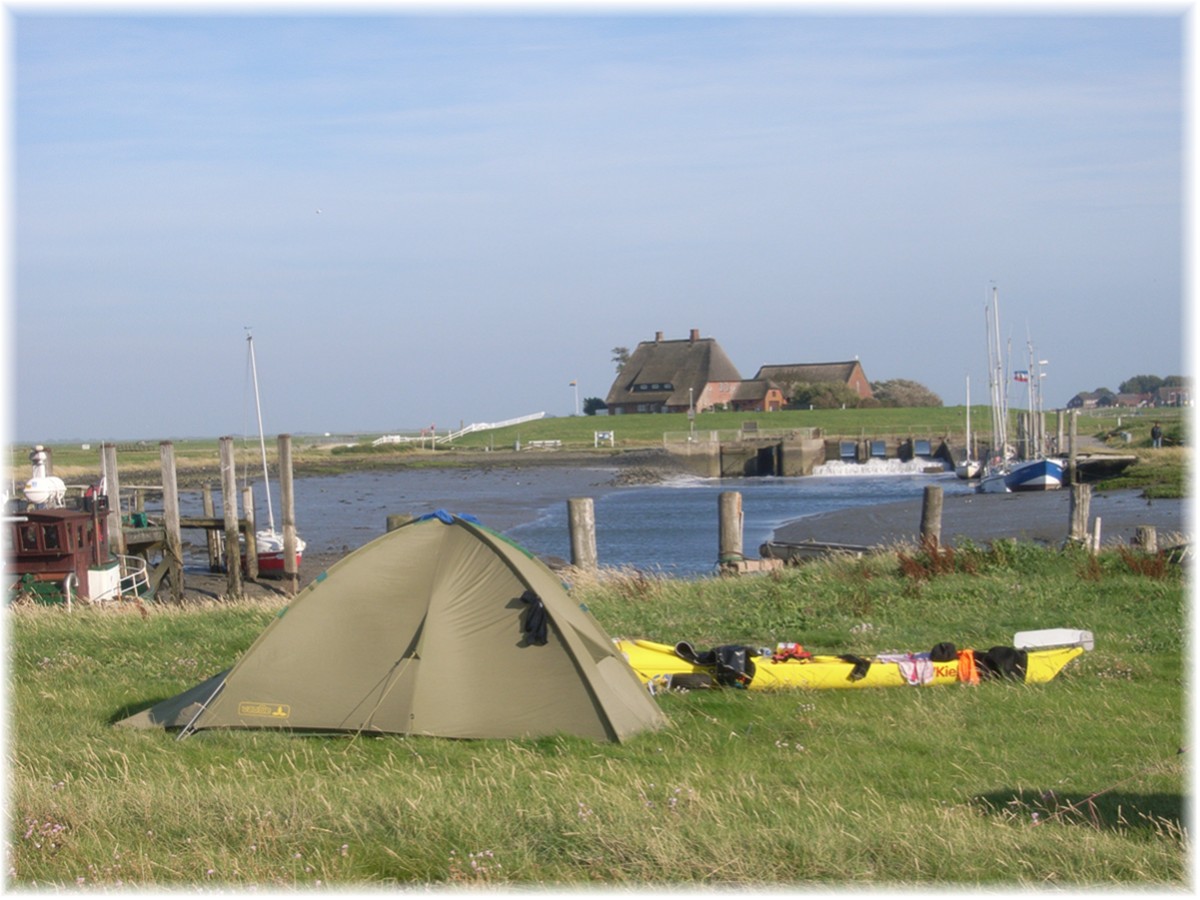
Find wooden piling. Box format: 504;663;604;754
718;491;744;567
278;434;298;595
241;485;259;580
1068;483;1091;546
202;484;223;571
919;485;943;548
219;436;243;597
567;497;598;570
102;443;125;555
1134;525;1158;554
1067;410;1079;486
159;441;184;602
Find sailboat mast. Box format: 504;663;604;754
246;330;276;534
965;375;971;458
986;287;1007;459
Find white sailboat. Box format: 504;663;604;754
978;288;1012;493
977;289;1063;493
955;375;981;479
245;330;305;572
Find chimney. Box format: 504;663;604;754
655;331;663;342
689;328;700;343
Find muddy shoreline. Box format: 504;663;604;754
771;488;1187;550
39;447;684;490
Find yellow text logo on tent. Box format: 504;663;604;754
239;702;291;719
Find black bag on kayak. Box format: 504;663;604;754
975;646;1028;681
930;642;957;662
674;642;757;688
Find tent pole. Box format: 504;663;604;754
176;680;227;741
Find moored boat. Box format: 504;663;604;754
1003;456;1065;492
253;528;304;572
242;330;306;573
976;287;1061;494
7;448;151;606
956;375;982;480
956;458;982;480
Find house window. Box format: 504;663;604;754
43;525;61;551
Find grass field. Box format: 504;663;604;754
8;541;1187;888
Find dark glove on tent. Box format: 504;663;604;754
520;589;549;645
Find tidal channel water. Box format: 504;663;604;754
176;458;971;578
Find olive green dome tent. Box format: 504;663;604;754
118;512;666;743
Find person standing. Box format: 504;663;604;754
1151;422;1163;448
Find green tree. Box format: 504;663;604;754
1119;375;1164;394
583;397;607;416
869;379;943;408
611;347;630;372
787;381;863;409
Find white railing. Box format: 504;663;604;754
437;412;546;444
118;555;151;600
372;412;546;447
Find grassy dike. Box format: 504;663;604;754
8;542;1186;888
10;405;1188;496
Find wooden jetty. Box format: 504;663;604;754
102;434;300;600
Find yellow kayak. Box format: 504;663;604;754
615;631;1089;692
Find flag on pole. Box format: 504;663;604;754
1013;370;1029;383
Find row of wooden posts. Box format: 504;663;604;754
102;435;300;601
559;484;1160;575
913;482;1155;553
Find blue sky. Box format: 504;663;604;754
7;7;1189;442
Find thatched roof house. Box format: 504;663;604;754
752;361;873;401
605;329;746;415
605;332;866;414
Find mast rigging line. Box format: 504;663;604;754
242;328;277;535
